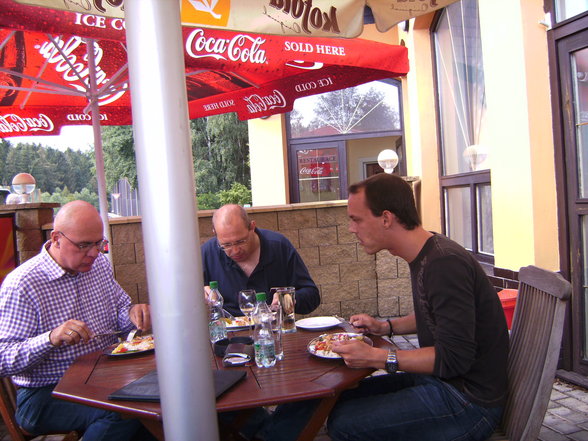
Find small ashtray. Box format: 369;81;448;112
229;336;253;345
213;338;230;357
222;342;253;367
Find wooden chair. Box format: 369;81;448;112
489;265;571;441
0;377;80;441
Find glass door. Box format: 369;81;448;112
559;28;588;374
289;141;347;203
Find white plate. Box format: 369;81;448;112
296;316;341;331
307;333;373;359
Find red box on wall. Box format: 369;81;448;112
498;289;518;330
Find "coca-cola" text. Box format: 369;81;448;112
37;36;127;106
186;29;267;64
0;114;54;134
243;90;287;114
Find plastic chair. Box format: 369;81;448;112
488;265;571;441
0;377;80;441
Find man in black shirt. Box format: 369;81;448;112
325;173;508;441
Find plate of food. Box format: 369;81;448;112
104;334;155;357
221;316;253;330
296;316;341;331
307;332;372;359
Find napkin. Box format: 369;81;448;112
108;369;246;402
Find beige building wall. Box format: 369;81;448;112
248;114;289;206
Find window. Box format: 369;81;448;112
434;0;493;257
555;0;588;22
290;80;401;139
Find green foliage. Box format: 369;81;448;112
0;140;95;193
218;182;252;206
41;187;99;212
196;192;221;210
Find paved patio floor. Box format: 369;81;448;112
2;334;588;440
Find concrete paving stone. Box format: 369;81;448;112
568;390;588;404
569;430;588;441
559;397;588;414
540;426;577;441
549;408;588;424
555;381;576;393
543;414;582;435
553;390;572;400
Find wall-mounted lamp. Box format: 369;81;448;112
377;149;399;174
10;173;36;203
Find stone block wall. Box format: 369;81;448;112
0;202;416;320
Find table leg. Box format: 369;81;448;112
140;418;165;441
296;394;339;441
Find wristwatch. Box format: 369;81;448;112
385;350;398;374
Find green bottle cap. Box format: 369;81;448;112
210;281;218;289
255;292;266;302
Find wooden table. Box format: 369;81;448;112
53;325;394;440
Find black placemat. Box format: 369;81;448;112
108;369;246;402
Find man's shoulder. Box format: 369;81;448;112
1;253;47;291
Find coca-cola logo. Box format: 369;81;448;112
185;29;267;64
37;36;126;106
243;89;286;114
0;114;55;134
299;166;324;175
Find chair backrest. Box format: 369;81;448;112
500;265;571;441
0;377;27;441
0;377;80;441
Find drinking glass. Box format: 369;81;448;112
238;289;256;324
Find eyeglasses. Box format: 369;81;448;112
217;236;249;251
58;231;108;253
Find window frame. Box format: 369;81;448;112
432;3;494;263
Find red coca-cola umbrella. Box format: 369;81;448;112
0;0;408;137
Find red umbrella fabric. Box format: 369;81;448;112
0;0;409;137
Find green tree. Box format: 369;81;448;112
102;126;137;189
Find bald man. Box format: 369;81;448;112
0;201;153;440
201;204;320;316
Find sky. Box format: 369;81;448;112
6;125;95;152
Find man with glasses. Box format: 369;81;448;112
201;204;320;316
0;200;153;440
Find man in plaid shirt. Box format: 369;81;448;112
0;201;152;440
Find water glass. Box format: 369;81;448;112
270;304;284;361
238;289;256;323
272;287;296;333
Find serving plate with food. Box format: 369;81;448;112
307;332;372;359
221;316;253;330
104;334;155;357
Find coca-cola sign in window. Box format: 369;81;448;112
297;147;340;202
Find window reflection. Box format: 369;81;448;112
290;81;401;139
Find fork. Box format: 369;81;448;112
94;330;126;337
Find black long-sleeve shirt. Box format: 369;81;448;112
410;233;509;407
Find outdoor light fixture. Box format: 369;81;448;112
377;149;399;174
463;144;488;171
11;173;36;203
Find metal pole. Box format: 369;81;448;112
86;38;113;263
124;1;219;440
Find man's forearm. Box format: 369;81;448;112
391;313;417;334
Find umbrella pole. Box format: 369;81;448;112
85;38;113;262
125;1;219;440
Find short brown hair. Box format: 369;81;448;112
348;174;420;230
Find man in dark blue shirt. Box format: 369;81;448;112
201;204;320;317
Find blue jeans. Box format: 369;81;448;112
16;385;148;441
327;373;503;441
